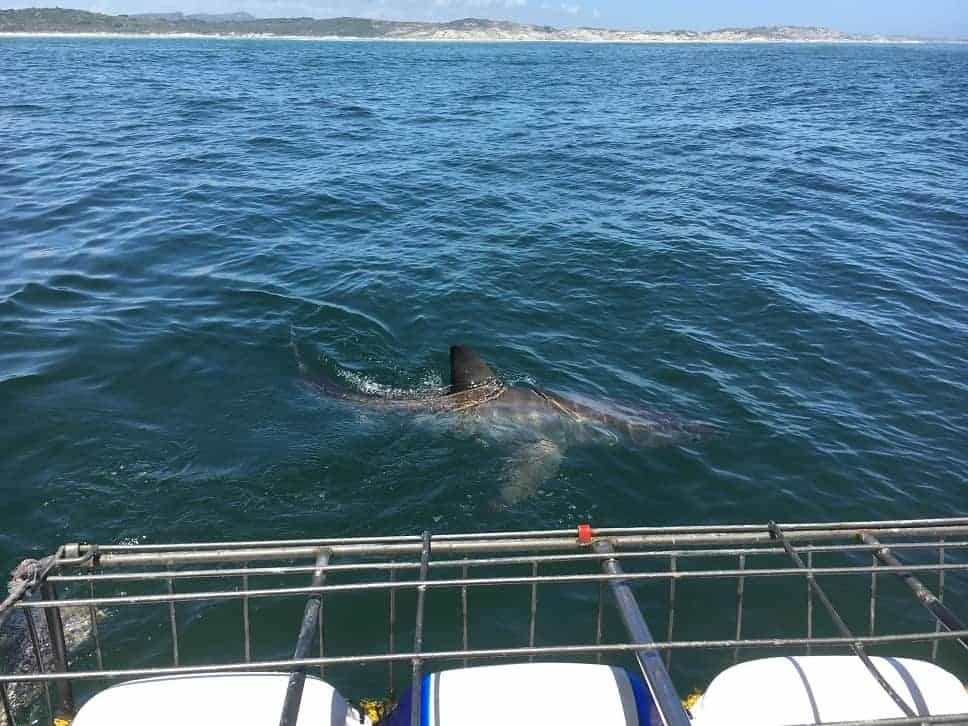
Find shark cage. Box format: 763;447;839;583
1;517;967;726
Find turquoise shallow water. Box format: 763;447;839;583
1;38;967;702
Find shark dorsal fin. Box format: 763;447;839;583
450;346;499;392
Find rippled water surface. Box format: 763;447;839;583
1;38;967;700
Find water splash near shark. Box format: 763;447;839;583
295;339;716;507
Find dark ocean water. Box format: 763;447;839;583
1;38;967;703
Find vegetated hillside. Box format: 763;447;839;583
0;7;925;41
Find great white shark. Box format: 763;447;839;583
299;345;714;506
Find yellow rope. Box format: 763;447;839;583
359;697;395;724
682;688;703;712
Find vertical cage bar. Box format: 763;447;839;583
594;541;691;726
88;580;104;670
770;523;916;720
39;582;74;718
869;554;878;637
410;532;432;726
665;555;677;670
242;569;252;663
460;563;469;668
805;549;813;655
22;609;53;725
733;554;746;664
933;539;945;662
1;680;15;726
388;565;397;693
528;561;538;663
279;550;330;726
166;574;179;667
324;593;326;680
595;581;605;665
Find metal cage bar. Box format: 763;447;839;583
528;561;538;663
410;533;431;726
2;518;967;726
0;681;14;726
734;553;745;664
38;582;73;718
593;540;690;726
933;540;946;663
459;563;469;669
769;523;916;720
21;608;54;724
4;630;968;686
165;575;178;667
43;539;968;586
278;550;330;726
665;555;677;670
242;565;252;663
389;563;397;693
87;579;104;671
862;533;967;653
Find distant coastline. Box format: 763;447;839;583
1;8;962;43
0;32;939;43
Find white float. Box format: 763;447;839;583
71;672;371;726
689;656;968;726
385;662;652;726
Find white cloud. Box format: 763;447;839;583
559;2;579;14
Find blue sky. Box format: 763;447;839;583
15;0;968;36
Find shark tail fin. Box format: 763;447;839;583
290;329;360;401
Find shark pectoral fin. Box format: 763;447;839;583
497;439;563;507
